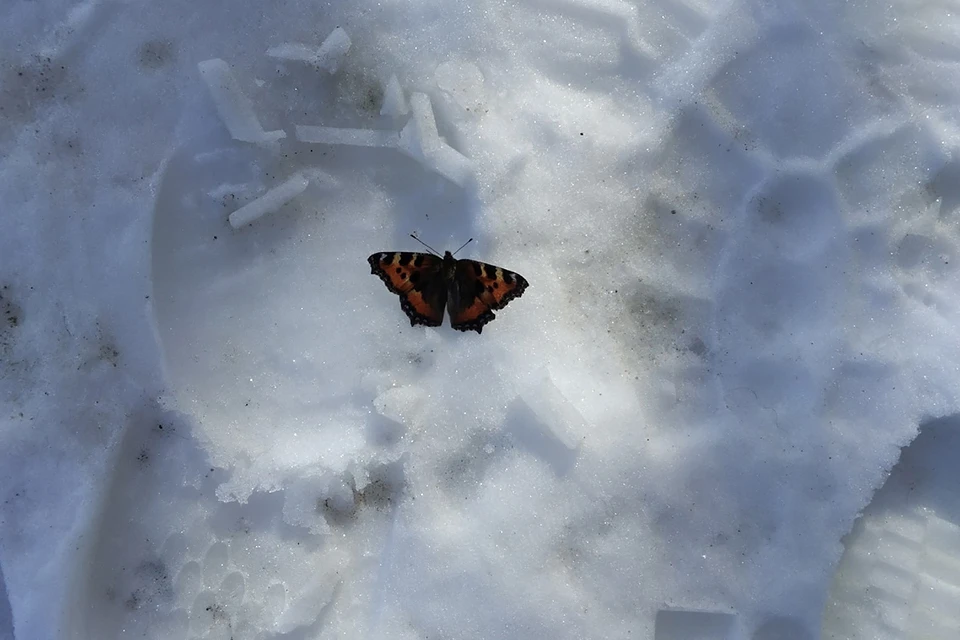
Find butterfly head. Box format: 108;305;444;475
442;251;457;279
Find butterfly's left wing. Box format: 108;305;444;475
449;259;529;333
368;252;447;327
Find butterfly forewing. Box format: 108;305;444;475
448;259;529;333
368;252;447;326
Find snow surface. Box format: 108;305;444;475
2;0;960;639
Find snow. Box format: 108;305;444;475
823;416;960;637
2;0;960;639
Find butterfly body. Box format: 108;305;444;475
368;250;528;333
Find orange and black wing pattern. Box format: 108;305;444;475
449;259;529;333
368;252;447;327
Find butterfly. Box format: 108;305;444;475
368;238;528;333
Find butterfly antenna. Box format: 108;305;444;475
452;238;474;256
409;233;441;256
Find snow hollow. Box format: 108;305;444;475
2;0;960;639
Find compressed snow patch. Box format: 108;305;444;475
197;58;286;143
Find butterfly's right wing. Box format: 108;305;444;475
448;259;529;333
368;252;447;327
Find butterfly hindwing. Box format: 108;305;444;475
448;259;529;333
368;252;447;327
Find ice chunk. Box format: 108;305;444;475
295;93;471;186
397;118;425;160
228;173;309;229
197;58;286;143
424;143;473;188
505;375;585;475
399;92;442;155
266;27;351;74
380;74;409;117
654;609;737;640
266;42;321;64
398;93;473;186
374;385;424;425
299;167;340;187
315;27;351;73
515;375;585;451
281;474;336;535
294;125;400;148
435;59;486;108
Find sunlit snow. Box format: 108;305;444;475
2;0;960;639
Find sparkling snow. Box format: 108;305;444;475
2;1;960;639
